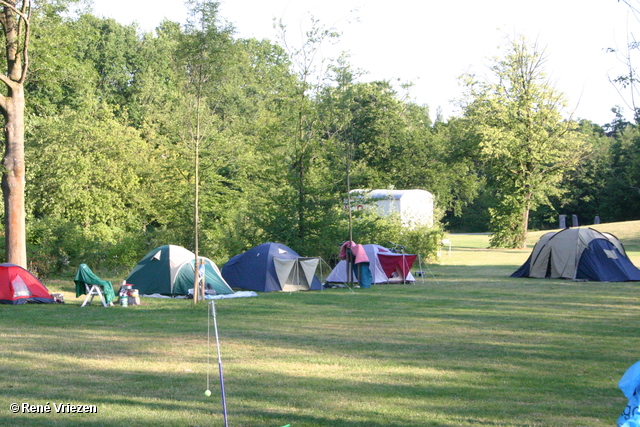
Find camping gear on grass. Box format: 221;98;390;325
74;263;116;306
0;263;55;304
326;244;417;285
221;242;322;292
511;227;640;282
617;360;640;426
126;245;233;297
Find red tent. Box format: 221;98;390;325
377;253;417;280
0;263;55;304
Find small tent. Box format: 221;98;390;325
221;242;322;292
511;227;640;282
326;244;417;284
126;245;234;296
0;263;55;304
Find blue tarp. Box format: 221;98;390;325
618;361;640;426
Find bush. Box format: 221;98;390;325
396;224;444;261
27;218;148;277
350;210;443;261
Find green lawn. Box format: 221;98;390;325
2;223;640;426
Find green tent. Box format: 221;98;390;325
74;263;116;305
125;245;233;296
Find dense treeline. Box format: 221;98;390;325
9;2;640;275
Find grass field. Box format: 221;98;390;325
2;222;640;426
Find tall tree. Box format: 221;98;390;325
0;0;31;267
608;0;640;122
173;0;235;302
316;56;363;242
274;15;340;252
601;124;640;220
461;36;586;248
539;120;612;228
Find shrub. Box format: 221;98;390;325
27;218;148;276
350;210;443;261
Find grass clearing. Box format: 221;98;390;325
2;223;640;426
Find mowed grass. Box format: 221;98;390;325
2;223;640;426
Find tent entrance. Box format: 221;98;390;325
273;257;319;292
12;275;31;297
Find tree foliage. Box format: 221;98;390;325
13;6;640;276
460;36;587;248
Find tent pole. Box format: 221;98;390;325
420;254;440;285
417;254;426;285
402;253;407;285
210;301;229;427
294;259;299;294
200;258;206;301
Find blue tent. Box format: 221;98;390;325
222;242;322;292
511;227;640;282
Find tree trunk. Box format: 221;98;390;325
520;192;532;249
0;1;29;268
2;85;26;267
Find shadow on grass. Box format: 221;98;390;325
0;283;635;426
1;349;619;427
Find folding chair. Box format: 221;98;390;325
81;283;108;307
75;264;115;307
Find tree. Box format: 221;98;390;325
25;104;154;273
316;56;364;242
535;120;611;228
166;0;236;302
461;36;586;248
601;124;640;220
0;0;31;267
273;15;341;253
607;0;640;122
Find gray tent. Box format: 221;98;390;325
511;227;640;281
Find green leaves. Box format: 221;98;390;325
461;36;587;248
27;105;153;229
22;6;467;272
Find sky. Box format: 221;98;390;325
90;0;636;126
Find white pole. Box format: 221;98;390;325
210;301;229;427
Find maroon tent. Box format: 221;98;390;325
378;253;417;281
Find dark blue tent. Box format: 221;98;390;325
511;227;640;282
222;242;322;292
576;238;640;281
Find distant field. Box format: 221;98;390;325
1;221;640;426
442;220;640;267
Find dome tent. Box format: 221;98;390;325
126;245;233;296
325;244;417;285
0;263;55;304
511;227;640;282
221;242;322;292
